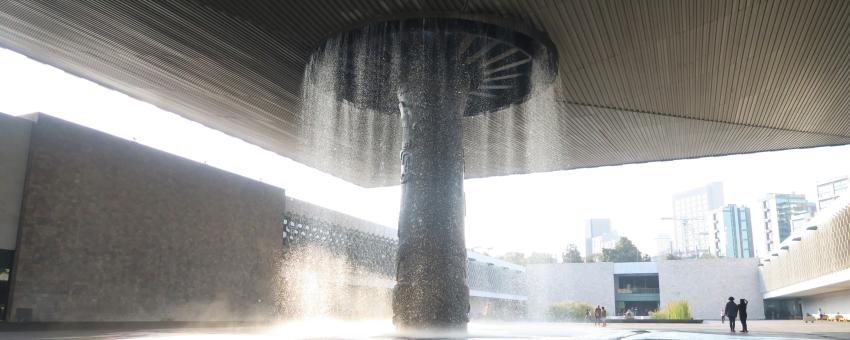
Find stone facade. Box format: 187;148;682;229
0;113;32;251
527;259;764;320
285;197;396;239
658;258;764;320
526;263;616;320
9;115;286;322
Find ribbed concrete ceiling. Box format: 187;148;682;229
1;1;849;187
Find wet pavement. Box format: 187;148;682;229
0;320;847;339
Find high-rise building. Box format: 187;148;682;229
585;218;617;259
816;175;849;211
709;204;754;258
654;234;673;258
671;182;724;258
761;193;813;252
790;201;817;231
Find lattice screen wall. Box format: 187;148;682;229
760;204;850;292
282;213;526;297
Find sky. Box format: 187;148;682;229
2;47;849;260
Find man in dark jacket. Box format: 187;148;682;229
594;305;601;326
738;298;749;333
724;297;738;332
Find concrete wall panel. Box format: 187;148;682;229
10;115;285;322
526;263;615;320
801;289;850;316
659;258;764;320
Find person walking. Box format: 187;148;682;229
594;305;601;326
738;298;749;333
725;297;738;332
601;306;608;327
585;309;592;323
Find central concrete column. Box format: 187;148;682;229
392;85;469;330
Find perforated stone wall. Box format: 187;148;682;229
281;203;527;299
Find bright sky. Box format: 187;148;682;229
2;47;849;259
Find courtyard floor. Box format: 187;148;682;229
0;320;847;339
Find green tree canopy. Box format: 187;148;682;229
499;251;560;265
601;237;649;263
500;252;527;266
699;252;718;259
665;253;682;260
548;300;595;321
527;252;557;264
561;244;583;263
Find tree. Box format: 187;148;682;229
500;252;527;266
601;237;647;263
561;244;583;263
700;252;717;259
527;252;557;264
665;253;682;260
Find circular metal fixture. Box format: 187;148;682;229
309;17;558;116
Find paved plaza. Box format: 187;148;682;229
0;320;847;340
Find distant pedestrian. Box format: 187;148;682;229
725;296;738;332
601;306;608;327
585;309;592;323
594;305;601;326
738;298;749;333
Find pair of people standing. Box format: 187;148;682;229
724;297;749;333
592;305;607;326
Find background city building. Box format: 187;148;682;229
761;193;815;253
710;205;754;258
817;175;849;211
653;234;673;259
790;201;818;231
585;218;618;260
671;182;724;258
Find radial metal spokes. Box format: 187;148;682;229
483;57;532;76
461;38;534;106
482;73;523;82
478;84;513;90
464;40;499;65
328;17;557;116
482;47;521;67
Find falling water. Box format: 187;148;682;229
292;17;560;324
465;49;561;176
299;19;562;187
275;245;392;320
